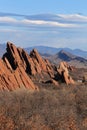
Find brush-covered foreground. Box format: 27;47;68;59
0;85;87;130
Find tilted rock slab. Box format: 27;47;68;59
0;42;75;91
0;42;39;91
57;61;75;84
0;42;54;91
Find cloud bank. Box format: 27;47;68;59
0;13;87;29
0;12;87;50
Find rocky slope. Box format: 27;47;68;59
0;42;75;91
48;50;87;68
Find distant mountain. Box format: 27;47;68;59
0;44;6;57
52;50;87;62
48;50;87;68
1;44;87;60
25;46;87;59
72;49;87;59
25;46;58;55
54;50;76;61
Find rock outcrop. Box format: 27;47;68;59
29;49;54;77
0;42;75;91
0;42;38;91
0;42;55;91
56;61;75;84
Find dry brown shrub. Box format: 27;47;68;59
0;85;86;130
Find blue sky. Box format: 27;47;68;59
0;0;87;50
0;0;87;15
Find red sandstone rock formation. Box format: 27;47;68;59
57;61;75;84
0;42;38;91
0;42;55;90
0;42;75;91
29;49;54;77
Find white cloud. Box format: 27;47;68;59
0;13;87;50
0;13;87;28
0;16;17;23
22;19;47;25
0;16;79;28
58;14;87;22
22;19;77;27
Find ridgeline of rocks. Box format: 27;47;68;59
0;42;75;91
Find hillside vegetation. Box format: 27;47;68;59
0;84;87;130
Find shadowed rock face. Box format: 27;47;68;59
56;61;75;84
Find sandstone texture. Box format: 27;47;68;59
0;42;38;91
57;61;75;84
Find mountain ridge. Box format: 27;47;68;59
48;49;87;68
25;45;87;59
0;44;87;59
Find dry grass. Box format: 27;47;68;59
0;85;87;130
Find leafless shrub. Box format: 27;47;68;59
0;85;87;130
